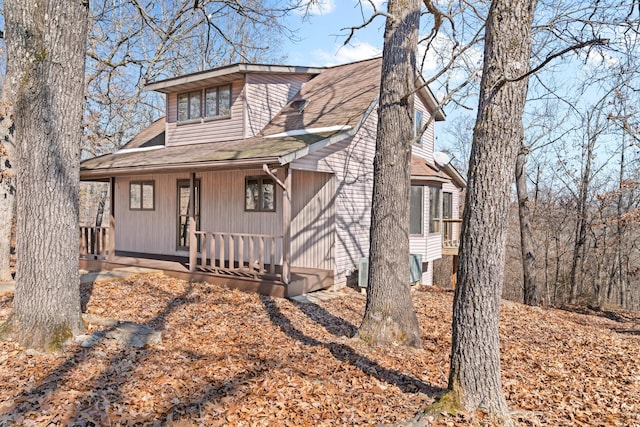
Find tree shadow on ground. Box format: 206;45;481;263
290;298;358;338
558;304;640;336
0;281;201;425
260;295;442;397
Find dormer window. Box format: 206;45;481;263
205;85;231;118
178;91;201;121
177;84;231;122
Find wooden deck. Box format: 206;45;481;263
79;253;334;298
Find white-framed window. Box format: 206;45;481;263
410;185;423;235
130;180;155;211
245;177;276;212
429;186;441;233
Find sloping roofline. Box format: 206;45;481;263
145;63;325;93
144;57;445;120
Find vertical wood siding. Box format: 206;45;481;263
244;74;309;137
411;93;436;163
291;109;378;283
291;170;335;270
115;169;283;258
165;79;245;146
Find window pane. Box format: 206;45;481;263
429;186;441;233
262;179;275;211
410;186;423;235
245;179;259;210
443;192;452;219
415;110;423;140
189;91;201;119
178;94;188;121
142;182;154;210
178;185;190;216
205;88;218;117
179;216;189;248
130;183;141;209
218;85;231;116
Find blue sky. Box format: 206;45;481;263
282;0;387;66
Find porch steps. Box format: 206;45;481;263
287;267;334;298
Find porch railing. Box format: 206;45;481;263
442;218;462;249
79;226;110;259
195;231;283;278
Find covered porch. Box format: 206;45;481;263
79;166;336;297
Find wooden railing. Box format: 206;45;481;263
195;231;282;278
79;226;110;259
442;218;462;250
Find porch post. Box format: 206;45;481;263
189;172;197;272
108;176;116;261
282;166;292;284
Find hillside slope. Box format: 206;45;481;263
0;275;638;426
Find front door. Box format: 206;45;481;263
177;179;201;251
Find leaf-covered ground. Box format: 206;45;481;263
0;274;638;426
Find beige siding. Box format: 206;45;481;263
165;79;245;146
411;93;436;163
245;74;309;137
422;261;434;286
291;170;335;270
115;174;179;255
291;109;378;284
114;169;283;258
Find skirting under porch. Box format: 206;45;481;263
79;253;334;298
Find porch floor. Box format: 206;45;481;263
79;254;334;298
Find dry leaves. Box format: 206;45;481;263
0;275;638;426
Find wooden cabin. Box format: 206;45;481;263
79;57;466;297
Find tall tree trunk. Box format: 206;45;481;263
0;0;89;351
358;0;422;348
447;0;536;417
0;87;15;282
616;123;626;308
569;131;595;304
516;143;538;306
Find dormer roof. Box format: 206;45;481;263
145;63;324;94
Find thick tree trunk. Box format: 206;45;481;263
358;0;422;348
516;144;538;306
0;0;89;351
447;0;536;417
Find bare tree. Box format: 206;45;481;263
85;0;301;155
446;0;537;417
358;0;422;348
0;0;89;350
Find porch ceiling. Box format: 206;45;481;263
80;132;335;178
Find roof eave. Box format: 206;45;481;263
145;63;325;93
80;156;280;179
416;75;445;121
410;176;449;183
